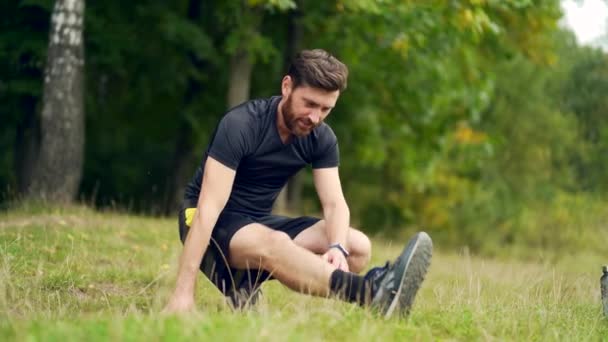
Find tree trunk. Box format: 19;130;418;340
28;0;86;203
163;0;204;214
227;49;254;108
276;5;303;213
226;3;264;109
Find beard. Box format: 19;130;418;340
282;95;317;137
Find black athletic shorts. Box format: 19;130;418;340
178;200;320;295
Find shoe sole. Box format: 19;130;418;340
383;232;433;318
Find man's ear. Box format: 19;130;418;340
281;76;293;97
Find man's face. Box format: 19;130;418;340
281;77;340;137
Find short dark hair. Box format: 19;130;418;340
287;49;348;92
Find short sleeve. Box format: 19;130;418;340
312;125;340;169
207;113;253;170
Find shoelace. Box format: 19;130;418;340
364;261;391;290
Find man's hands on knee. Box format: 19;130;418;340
323;248;349;272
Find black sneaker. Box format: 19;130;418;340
366;232;433;318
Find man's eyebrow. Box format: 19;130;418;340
302;97;318;105
303;96;334;110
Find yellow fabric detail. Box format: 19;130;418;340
185;208;197;227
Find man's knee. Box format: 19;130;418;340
348;229;372;273
230;225;292;268
262;230;292;262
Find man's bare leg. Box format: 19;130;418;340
229;224;433;317
293;220;372;273
229;223;336;296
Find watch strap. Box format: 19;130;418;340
328;243;350;258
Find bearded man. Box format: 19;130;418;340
164;49;432;318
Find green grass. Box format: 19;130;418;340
1;206;607;341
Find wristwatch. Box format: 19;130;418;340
328;243;350;258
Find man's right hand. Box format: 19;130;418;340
163;292;195;314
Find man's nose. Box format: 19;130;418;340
308;111;320;125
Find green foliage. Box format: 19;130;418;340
248;0;297;11
18;0;54;11
560;47;608;192
1;0;607;252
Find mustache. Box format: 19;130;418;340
301;118;313;126
295;117;317;128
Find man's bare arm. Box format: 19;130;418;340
164;156;236;313
313;167;350;270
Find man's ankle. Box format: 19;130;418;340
329;269;369;305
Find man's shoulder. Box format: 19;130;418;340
217;96;279;146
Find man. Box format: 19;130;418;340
164;49;432;318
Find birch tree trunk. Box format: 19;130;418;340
28;0;86;203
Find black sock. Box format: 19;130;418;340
329;270;370;305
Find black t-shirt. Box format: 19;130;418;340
184;96;339;216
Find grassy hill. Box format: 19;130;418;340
1;206;606;341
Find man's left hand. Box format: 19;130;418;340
322;247;349;272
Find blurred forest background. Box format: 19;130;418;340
1;0;607;255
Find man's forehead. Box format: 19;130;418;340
293;86;340;106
